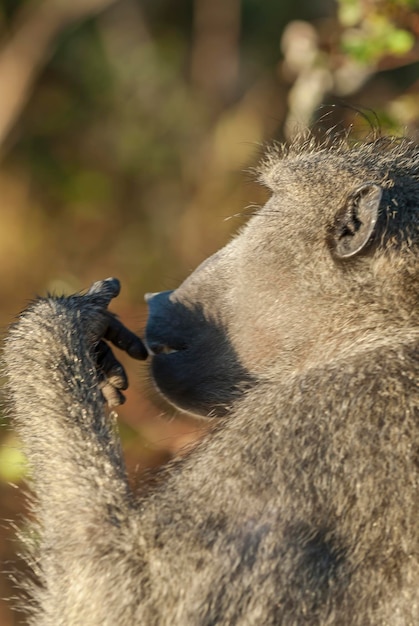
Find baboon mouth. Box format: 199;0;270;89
153;345;179;355
146;342;183;356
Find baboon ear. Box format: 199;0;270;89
328;183;383;259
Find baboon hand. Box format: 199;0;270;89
84;278;148;407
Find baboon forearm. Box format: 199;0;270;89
5;297;131;511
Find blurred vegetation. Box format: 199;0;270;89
0;0;418;623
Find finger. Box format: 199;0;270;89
87;278;121;307
105;317;148;360
100;381;126;408
96;341;128;390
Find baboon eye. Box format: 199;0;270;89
328;183;383;259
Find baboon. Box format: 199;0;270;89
4;135;419;625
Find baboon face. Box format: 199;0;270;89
145;141;419;417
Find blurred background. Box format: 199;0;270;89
0;0;417;622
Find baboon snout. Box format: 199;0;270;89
144;284;249;416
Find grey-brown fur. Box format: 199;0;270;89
4;135;419;625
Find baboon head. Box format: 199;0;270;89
145;136;419;418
